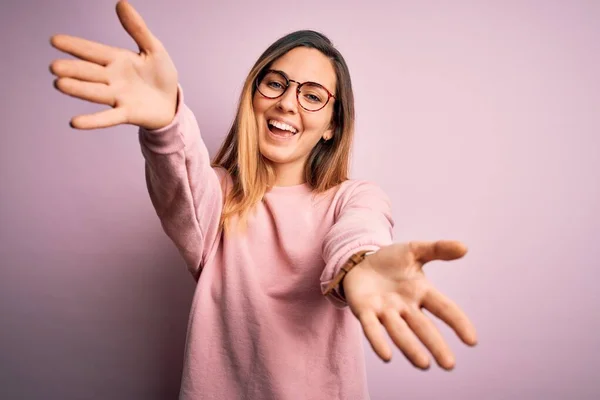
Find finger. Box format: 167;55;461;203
422;286;478;346
403;308;456;370
410;240;468;264
50;59;108;84
358;311;392;362
50;34;117;66
54;78;114;106
116;1;161;53
380;309;430;369
70;108;128;130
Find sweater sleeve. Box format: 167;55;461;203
138;86;223;279
320;181;395;308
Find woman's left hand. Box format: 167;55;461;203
342;240;477;370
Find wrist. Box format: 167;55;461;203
324;250;376;299
340;252;375;298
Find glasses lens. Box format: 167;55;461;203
299;83;329;111
257;71;287;98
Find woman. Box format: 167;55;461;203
49;2;477;399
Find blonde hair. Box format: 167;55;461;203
212;30;355;232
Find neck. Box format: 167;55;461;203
272;160;306;187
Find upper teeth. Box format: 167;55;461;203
269;120;297;134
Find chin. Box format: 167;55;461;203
259;141;297;165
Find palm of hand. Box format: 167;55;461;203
108;50;178;129
343;241;477;370
50;1;178;131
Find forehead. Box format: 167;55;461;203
270;47;336;90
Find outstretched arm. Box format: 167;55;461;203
50;1;224;277
139;88;224;279
320;181;395;305
320;181;477;371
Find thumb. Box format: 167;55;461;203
409;240;468;264
116;1;161;53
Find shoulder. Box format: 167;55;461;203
334;179;391;202
328;179;393;216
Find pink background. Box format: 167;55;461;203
2;0;599;399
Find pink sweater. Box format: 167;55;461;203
138;87;394;400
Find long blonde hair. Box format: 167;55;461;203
212;30;356;231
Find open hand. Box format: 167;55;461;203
49;1;178;131
343;240;477;370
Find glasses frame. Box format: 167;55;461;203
255;69;336;112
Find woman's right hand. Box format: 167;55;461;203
50;1;179;131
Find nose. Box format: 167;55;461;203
276;82;299;114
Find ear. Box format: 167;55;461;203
323;122;335;141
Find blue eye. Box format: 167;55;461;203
305;93;321;103
267;81;284;90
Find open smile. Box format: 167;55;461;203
266;118;300;140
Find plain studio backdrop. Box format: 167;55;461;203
1;0;598;399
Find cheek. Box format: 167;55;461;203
252;94;261;114
253;92;280;117
304;115;331;136
252;92;268;115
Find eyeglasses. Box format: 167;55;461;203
255;69;336;112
